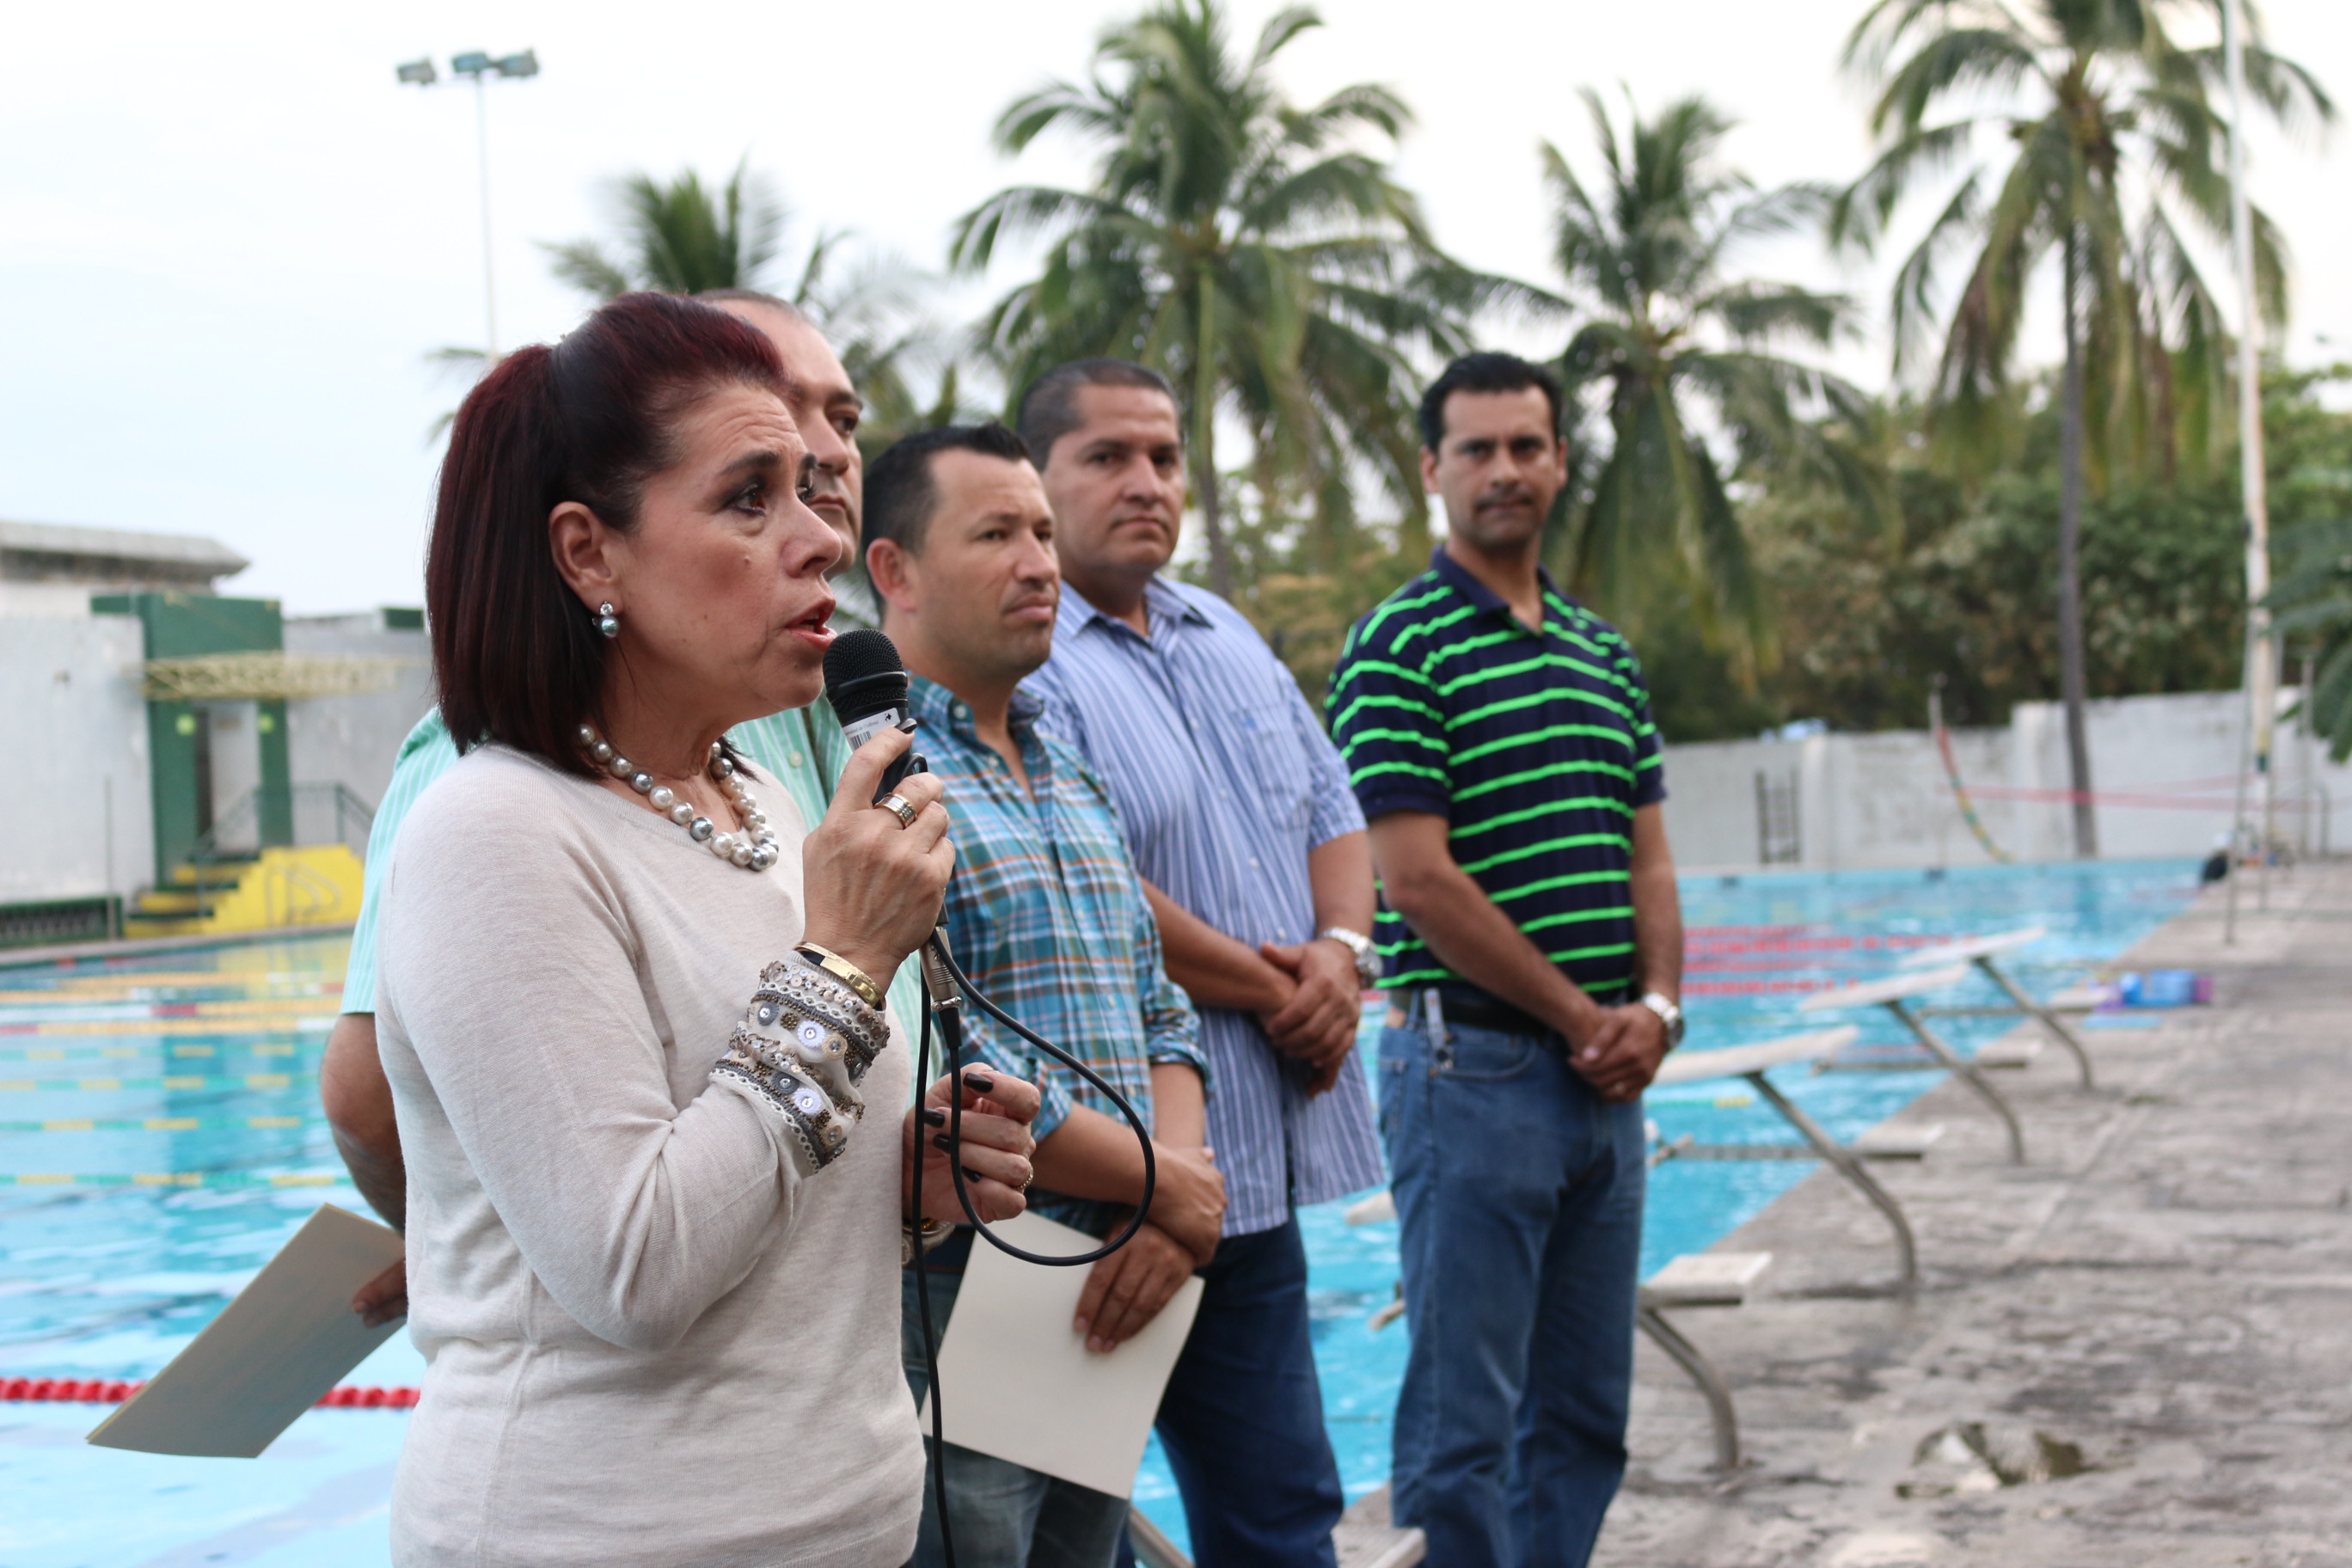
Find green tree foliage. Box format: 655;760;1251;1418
1645;369;2352;745
544;160;961;453
1833;0;2327;478
952;0;1487;597
2264;365;2352;759
1541;91;1883;671
1831;0;2331;852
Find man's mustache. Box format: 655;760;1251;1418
1475;487;1538;511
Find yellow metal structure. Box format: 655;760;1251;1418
121;847;364;938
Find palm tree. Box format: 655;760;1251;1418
1829;0;2331;857
951;0;1482;597
545;159;785;297
2269;518;2352;763
544;159;959;450
1543;90;1883;671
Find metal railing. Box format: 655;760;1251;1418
189;783;377;867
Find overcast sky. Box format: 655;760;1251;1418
3;0;2343;615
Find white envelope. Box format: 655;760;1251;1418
918;1210;1203;1498
88;1203;406;1458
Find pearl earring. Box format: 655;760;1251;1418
596;602;620;639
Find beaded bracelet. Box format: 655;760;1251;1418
711;952;890;1174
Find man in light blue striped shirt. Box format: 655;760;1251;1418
1020;358;1381;1568
321;293;913;1323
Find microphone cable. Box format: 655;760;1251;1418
904;925;1161;1568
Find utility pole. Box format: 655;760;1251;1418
396;50;541;360
2220;0;2272;943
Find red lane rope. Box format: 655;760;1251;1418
0;1377;417;1408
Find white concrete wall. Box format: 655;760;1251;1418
0;612;153;903
1660;689;2349;871
284;613;435;818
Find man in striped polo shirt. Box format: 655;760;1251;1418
1327;352;1685;1568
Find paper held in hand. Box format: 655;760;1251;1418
87;1204;407;1458
918;1210;1204;1498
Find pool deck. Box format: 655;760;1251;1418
1599;859;2352;1568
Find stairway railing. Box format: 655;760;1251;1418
189;783;377;867
157;783;379;922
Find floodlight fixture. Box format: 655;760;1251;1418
393;47;541;358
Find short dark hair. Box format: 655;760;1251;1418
1014;358;1179;467
426;291;788;777
1418;352;1565;452
863;423;1033;557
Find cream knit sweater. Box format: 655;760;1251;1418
375;744;923;1567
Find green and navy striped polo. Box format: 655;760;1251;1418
1326;548;1665;1001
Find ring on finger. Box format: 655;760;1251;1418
876;793;919;830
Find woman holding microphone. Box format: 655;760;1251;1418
372;291;1038;1567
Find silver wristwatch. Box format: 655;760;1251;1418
1638;990;1685;1048
1318;926;1382;989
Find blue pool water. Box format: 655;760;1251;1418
0;861;2199;1565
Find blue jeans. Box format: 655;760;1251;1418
1379;1014;1647;1568
903;1242;1131;1568
1148;1215;1344;1568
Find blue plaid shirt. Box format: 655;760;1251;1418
1028;577;1383;1236
913;676;1205;1236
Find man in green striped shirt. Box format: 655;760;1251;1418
1327;352;1686;1568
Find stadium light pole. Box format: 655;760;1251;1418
395;50;542;358
2219;0;2271;944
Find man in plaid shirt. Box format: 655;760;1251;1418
862;422;1227;1568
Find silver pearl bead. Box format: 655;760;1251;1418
597;616;620;638
731;840;755;867
709;830;736;858
649;786;677;811
591;740;615;763
669;801;695;825
607;756;634;779
712;756;735;779
750;842;780;871
629;772;654;794
577;725;597;746
689;817;714;842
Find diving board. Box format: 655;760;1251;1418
1802;965;2027;1163
1651;1026;1916;1287
1898;925;2095;1087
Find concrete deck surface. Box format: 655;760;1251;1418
1597;860;2352;1568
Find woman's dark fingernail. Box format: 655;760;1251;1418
922;1106;947;1127
932;1133;952;1152
964;1071;995;1093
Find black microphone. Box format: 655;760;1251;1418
823;628;925;802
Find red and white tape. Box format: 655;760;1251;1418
2;1376;418;1408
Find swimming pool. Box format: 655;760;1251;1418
0;860;2199;1565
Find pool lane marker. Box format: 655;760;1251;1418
0;1072;313;1093
0;1173;340;1188
0;1044;303;1063
0;1377;416;1409
2;1115;310;1133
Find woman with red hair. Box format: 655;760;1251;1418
372;292;1039;1566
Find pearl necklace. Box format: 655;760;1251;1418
579;726;782;873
